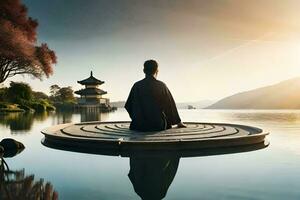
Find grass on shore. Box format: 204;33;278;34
0;101;55;113
0;103;25;113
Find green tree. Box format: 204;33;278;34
0;87;8;102
58;87;75;102
49;84;60;101
50;85;75;103
32;91;49;100
7;81;32;103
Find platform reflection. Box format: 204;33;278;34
42;139;268;199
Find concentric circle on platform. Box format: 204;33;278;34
41;121;269;154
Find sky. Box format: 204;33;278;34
9;0;300;102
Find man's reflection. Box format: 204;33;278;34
128;154;180;200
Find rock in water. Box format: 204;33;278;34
0;138;25;158
0;145;4;157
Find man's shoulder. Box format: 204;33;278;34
133;79;145;87
133;78;167;88
155;79;166;86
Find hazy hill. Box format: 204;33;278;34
207;77;300;109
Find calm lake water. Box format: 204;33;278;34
1;108;300;200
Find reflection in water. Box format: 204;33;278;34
43;137;268;199
0;110;111;133
54;111;74;124
2;109;299;199
0;159;58;200
0;112;50;132
125;141;267;200
0;112;51;132
128;155;180;200
221;110;300;123
0;141;58;200
0;112;34;131
80;110;109;122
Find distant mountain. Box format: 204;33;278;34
207;77;300;109
111;100;216;109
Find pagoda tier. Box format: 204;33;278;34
75;71;109;106
77;71;104;85
75;88;107;96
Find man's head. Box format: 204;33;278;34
143;60;158;77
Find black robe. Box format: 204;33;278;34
125;76;181;131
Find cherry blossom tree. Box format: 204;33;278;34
0;0;57;83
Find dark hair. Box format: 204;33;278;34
143;60;158;75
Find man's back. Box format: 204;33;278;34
125;76;181;131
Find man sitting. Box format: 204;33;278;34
125;59;186;131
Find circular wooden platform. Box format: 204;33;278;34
41;121;269;156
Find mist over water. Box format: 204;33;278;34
1;109;300;199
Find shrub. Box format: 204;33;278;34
17;104;33;112
0;102;8;109
36;99;56;112
0;108;24;112
0;87;8;102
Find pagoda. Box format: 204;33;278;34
75;71;109;106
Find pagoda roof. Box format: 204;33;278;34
75;88;107;96
77;71;104;85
